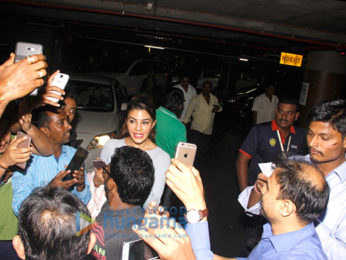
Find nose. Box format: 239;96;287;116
308;135;318;148
135;122;141;131
66;121;72;130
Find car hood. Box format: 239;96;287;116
74;110;118;135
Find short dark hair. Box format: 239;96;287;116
163;89;185;113
308;99;345;136
18;186;91;260
119;96;156;141
109;146;154;206
274;158;329;223
32;106;61;128
279;98;299;111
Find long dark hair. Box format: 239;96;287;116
118;96;156;142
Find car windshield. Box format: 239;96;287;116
65;80;114;112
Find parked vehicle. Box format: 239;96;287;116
197;67;222;90
65;74;127;170
93;59;168;97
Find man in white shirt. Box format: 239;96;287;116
252;84;279;124
239;99;346;260
183;81;222;158
174;75;197;121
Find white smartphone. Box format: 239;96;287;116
122;238;159;260
47;73;69;103
15;42;44;95
175;142;197;168
14;42;43;63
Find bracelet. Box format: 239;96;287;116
0;161;8;170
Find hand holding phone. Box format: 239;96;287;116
62;147;88;182
0;132;32;170
46;72;69;103
174;142;197;168
14;42;44;96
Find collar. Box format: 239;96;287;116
158;106;178;120
262;223;316;253
271;120;296;134
328;160;346;183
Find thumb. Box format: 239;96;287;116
3;53;15;66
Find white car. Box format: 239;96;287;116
197;67;222;90
93;59;168;97
65;74;126;170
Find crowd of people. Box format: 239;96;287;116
0;50;344;260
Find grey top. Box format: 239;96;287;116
100;138;170;209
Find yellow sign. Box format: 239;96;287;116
280;52;303;67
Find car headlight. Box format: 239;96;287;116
87;133;114;149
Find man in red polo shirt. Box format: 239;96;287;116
237;98;307;191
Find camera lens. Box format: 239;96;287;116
26;47;31;51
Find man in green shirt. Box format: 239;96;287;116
155;88;186;158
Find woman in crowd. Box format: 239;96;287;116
87;96;170;218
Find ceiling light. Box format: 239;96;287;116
144;45;165;50
239;58;248;62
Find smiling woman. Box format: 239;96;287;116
87;96;170;217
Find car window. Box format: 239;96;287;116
65;80;114;112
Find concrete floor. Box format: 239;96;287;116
194;132;247;258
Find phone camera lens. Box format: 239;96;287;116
26;47;31;51
60;74;63;78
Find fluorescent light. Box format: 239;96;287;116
144;45;165;50
239;58;248;62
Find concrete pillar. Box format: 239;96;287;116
300;51;346;127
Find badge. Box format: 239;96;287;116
269;138;276;147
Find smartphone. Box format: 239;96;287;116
175;142;197;168
16;131;32;169
122;238;159;260
47;73;70;103
14;42;43;63
93;159;106;170
15;42;44;95
62;146;89;181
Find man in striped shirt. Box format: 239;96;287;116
12;107;91;215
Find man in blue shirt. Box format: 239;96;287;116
134;157;329;260
12;107;91;215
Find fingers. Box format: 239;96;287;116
47;70;60;85
10;135;28;147
34;78;45;88
45;85;65;95
56;169;71;179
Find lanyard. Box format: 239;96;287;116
276;130;291;153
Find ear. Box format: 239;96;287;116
12;235;25;259
343;136;346;149
294;111;300;121
40;126;50;137
279;200;295;217
151;120;157;129
87;232;97;255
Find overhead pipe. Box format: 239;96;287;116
1;0;346;49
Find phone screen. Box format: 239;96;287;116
63;147;89;181
122;239;158;260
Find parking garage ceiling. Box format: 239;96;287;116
1;0;346;54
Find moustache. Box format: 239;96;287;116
278;119;288;124
309;147;324;156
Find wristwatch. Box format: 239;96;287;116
185;209;209;224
